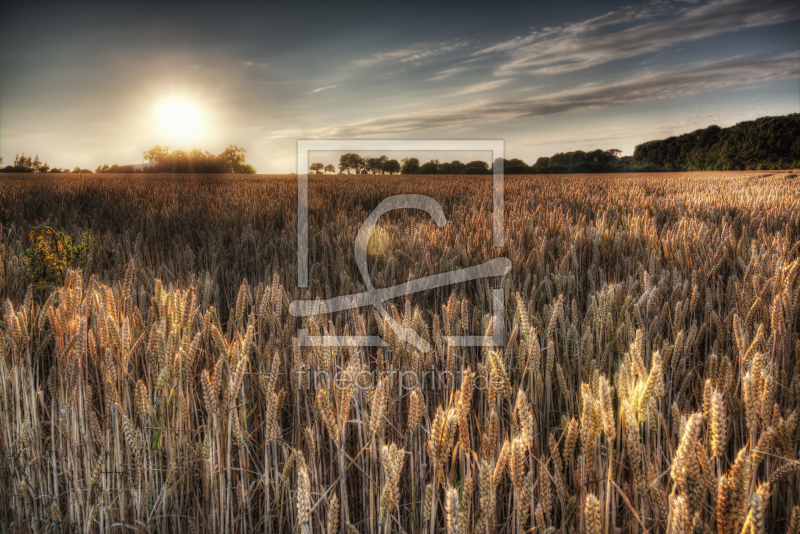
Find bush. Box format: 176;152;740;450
22;226;93;288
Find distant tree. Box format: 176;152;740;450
365;157;386;174
465;160;489;173
632;114;800;170
309;162;324;174
324;164;336;174
143;145;171;163
440;160;466;174
97;164;144;173
376;155;389;173
419;159;440;174
128;145;258;173
400;157;420;174
532;157;549;169
48;168;64;173
381;159;400;174
339;153;364;174
0;153;50;172
12;153;34;172
220;145;255;173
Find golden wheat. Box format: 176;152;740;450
0;172;797;532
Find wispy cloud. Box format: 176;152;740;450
278;53;798;138
449;79;515;96
476;0;800;75
353;40;468;68
306;85;340;94
426;56;488;81
427;66;470;81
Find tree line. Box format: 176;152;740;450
0;145;257;174
0;154;93;173
311;154;493;174
312;150;632;174
137;145;257;173
501;149;637;174
632;114;800;171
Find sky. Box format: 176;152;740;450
1;0;798;173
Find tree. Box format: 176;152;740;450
1;153;49;173
505;158;530;174
419;159;440;174
339;153;364;174
381;159;400;174
324;164;336;174
133;145;258;173
376;155;389;173
400;157;420;174
465;160;489;173
632;114;800;170
365;157;385;174
220;145;252;173
440;160;466;174
13;153;34;172
309;162;324;174
532;157;549;169
143;145;171;163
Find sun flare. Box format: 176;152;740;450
156;99;202;140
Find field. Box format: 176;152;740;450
0;171;798;533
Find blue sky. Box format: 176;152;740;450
1;0;798;172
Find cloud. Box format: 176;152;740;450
353;40;468;68
280;53;798;138
306;85;340;94
449;79;515;96
427;56;488;81
476;0;800;75
427;66;470;81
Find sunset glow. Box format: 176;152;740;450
156;99;202;141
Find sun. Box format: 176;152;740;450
156;99;202;140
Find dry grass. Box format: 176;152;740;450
0;171;798;533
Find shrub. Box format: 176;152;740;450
22;226;93;288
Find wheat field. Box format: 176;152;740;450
0;172;798;533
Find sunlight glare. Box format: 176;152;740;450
156;99;202;140
367;226;392;256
